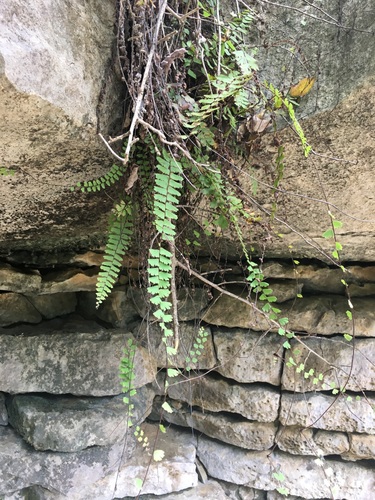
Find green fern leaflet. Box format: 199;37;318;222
96;200;133;307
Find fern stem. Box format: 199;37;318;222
168;240;180;353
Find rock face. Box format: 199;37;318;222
197;436;375;500
0;1;375;262
280;393;375;434
0;0;121;252
7;392;154;452
166;375;280;423
213;328;283;385
0;329;156;396
1;0;375;499
0;424;197;499
0;253;374;499
282;336;375;392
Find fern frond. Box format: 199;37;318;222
73;163;125;193
96;201;133;308
146;149;183;353
153;150;183;240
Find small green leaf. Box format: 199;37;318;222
296;363;304;373
322;228;334;239
277;487;289;496
336;242;343;251
162;401;174;414
283;341;291;349
135;478;143;490
332;250;339;260
167;368;180;378
159;424;167;433
346;310;352;320
273;471;285;482
333;220;343;229
296;293;303;298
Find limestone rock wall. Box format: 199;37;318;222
0;252;374;499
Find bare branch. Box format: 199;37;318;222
98;133;126;163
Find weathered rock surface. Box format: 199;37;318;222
0;425;129;498
7;388;154;452
95;289;141;328
166;375;280;422
0;424;197;499
158;402;277;451
0;0;120;252
78;289;141;329
129;287;211;321
280;393;375;434
276;426;349;456
119;480;229;500
343;433;375;461
197;436;375;499
139;323;216;370
282;336;375;392
214;328;283;385
86;424;198;499
262;262;375;296
203;293;375;337
0;329;156;395
40;269;98;294
26;293;77;319
0;264;41;293
0;392;7;425
239;76;375;263
0;293;42;326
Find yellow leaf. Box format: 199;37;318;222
289;77;315;97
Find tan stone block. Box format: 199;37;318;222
0;264;41;293
159;402;277;450
167;375;280;422
0;293;41;326
280;393;375;434
282;336;375;392
214;328;283;385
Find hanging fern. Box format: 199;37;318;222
96;199;133;307
147;149;183;355
153;150;183;240
72;162;125;193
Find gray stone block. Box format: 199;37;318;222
7;386;155;452
214;328;283;385
167;374;280;423
0;330;156;395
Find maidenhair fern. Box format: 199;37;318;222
72;162;125;193
96;199;133;307
120;337;137;427
153;150;183;240
147;149;183;356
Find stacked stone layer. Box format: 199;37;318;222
0;253;374;499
